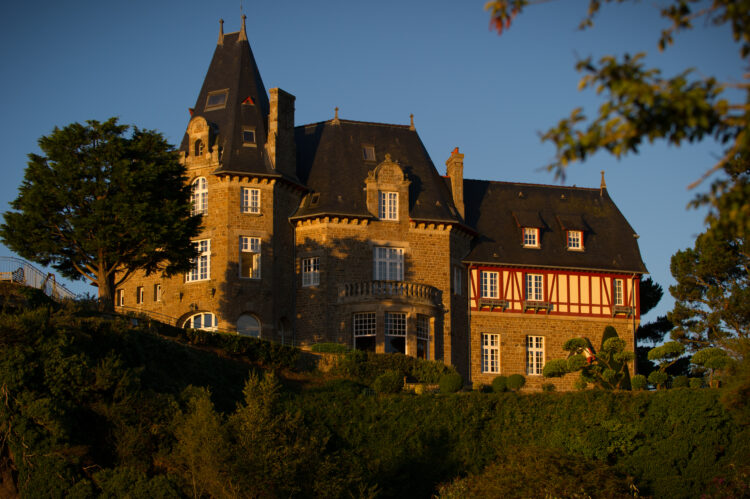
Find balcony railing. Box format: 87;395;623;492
0;256;76;301
338;280;442;306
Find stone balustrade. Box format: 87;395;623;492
338;280;441;306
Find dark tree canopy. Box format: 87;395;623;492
1;118;202;310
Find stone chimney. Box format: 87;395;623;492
446;147;464;219
267;88;296;178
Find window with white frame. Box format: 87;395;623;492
242;128;256;146
191;177;208;216
187;240;210;282
353;312;376;352
239;236;261;279
379;191;398;220
237;314;261;338
614;279;624;306
241;187;260;214
523;227;540;248
385;312;406;354
482;333;500;373
205;89;228;110
116;289;124;307
453;266;463;295
567;230;583;250
153;283;161;302
527;335;545;375
374;247;404;281
481;271;499;299
416;314;430;360
526;273;543;301
302;257;320;287
184;312;217;331
136;286;144;304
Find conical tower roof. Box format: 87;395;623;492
181;17;272;175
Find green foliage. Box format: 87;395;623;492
0;118;202;310
310;342;350;353
690;377;704;389
648;370;669;389
439;373;464;393
541;383;555;392
552;328;634;389
506;374;526;391
491;375;508;392
331;350;457;384
372;370;403;394
631;374;648;391
672;375;690;388
542;358;568;378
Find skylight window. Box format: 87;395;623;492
242;128;256;146
362;145;376;161
205;89;228;110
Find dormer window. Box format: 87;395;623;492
363;145;376;161
194;139;204;157
205;89;228;111
379;191;398;220
242;128;256;146
567;230;583;250
523;227;540;248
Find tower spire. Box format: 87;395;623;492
238;14;247;42
600;170;607;196
218;19;224;45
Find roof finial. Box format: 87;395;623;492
409;113;415;130
238;14;247;42
600;170;607;196
332;107;340;125
218;19;224;45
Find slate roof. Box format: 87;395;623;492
180;25;288;179
292;119;461;223
462;179;647;274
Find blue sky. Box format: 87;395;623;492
0;0;742;321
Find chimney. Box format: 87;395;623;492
446;147;464;219
267;88;296;178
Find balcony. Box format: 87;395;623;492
338;280;442;306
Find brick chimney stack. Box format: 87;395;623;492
267;88;296;178
446;147;464;219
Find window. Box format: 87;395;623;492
362;145;376;161
374;247;404;281
527;336;544;375
302;257;320;287
185;312;217;331
136;286;144;304
567;230;583;250
205;89;228;110
153;284;161;302
240;236;261;279
523;227;540;248
191;177;207;216
453;266;463;295
385;312;406;354
379;191;398;220
482;333;500;373
242;128;256;146
614;279;624;306
116;289;124;307
237;314;261;338
416;314;430;360
187;239;210;282
481;271;499;299
241;187;260;214
194;140;204;157
526;273;543;301
353;312;376;352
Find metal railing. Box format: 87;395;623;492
0;257;76;301
338;280;442;305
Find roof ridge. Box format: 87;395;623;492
465;177;599;191
296;119;413;130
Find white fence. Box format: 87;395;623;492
0;256;76;301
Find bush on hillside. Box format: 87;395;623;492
690;377;704;389
439;373;463;393
310;342;350;354
672;375;690;388
373;370;403;394
631;374;648;391
507;374;526;391
491;376;507;393
332;350;456;384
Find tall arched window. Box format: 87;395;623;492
184;312;217;331
191;177;207;215
194;139;204;157
237;314;261;338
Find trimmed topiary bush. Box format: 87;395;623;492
672;375;689;388
439;373;463;393
372;370;403;394
648;370;669;389
631;374;648;391
507;374;526;391
690;377;704;389
491;376;508;393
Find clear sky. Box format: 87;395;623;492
0;0;742;322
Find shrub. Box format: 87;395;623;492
507;374;526;391
541;383;556;392
648;370;669;389
372;370;403;394
439;373;463;393
542;359;568;378
310;343;349;354
690;377;704;389
672;375;690;388
631;374;648;391
472;382;489;392
331;351;456;384
491;376;508;393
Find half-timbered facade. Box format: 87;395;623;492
115;18;647;388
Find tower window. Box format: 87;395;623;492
194;140;204;157
205;89;228;110
242;128;256;146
